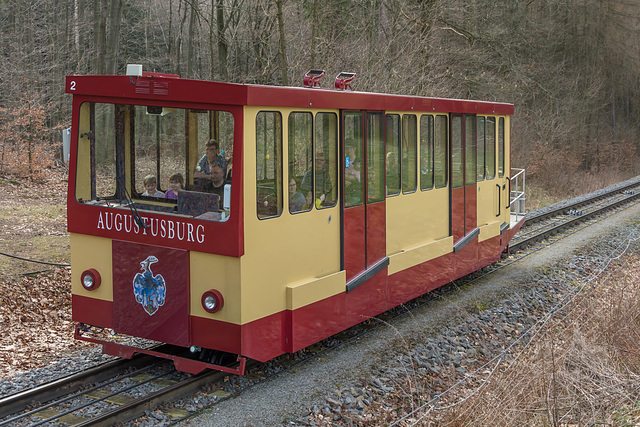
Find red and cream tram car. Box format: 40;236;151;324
66;68;525;375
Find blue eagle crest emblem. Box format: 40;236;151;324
133;255;166;316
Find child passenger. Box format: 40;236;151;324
142;175;164;197
164;173;184;200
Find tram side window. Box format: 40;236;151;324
434;115;448;188
402;114;417;194
477;116;485;182
313;112;338;208
465;115;476;186
344;112;364;207
498;117;505;177
385;114;400;197
92;103;117;200
288;112;313;213
451;115;463;189
486;117;496;179
420;115;434;191
256;111;283;219
367;112;385;203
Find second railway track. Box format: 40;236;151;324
509;181;640;252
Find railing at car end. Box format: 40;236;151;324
510;168;526;222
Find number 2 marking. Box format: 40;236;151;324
70;81;76;90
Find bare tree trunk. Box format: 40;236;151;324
216;0;229;81
186;1;198;78
176;0;189;76
106;0;122;75
168;0;174;71
95;0;108;74
209;0;216;80
309;0;317;69
275;0;288;85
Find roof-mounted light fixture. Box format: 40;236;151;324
335;72;356;91
303;69;325;88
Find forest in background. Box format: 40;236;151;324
1;0;640;205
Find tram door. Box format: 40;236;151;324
450;115;477;245
341;111;386;285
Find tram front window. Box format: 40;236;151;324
75;102;234;221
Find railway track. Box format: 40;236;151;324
0;350;234;426
3;181;640;426
509;181;640;252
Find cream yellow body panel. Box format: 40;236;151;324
286;270;346;311
385;110;450;257
70;233;113;301
476;177;502;243
241;106;342;324
189;251;241;323
478;221;502;242
388;235;453;275
386;187;449;256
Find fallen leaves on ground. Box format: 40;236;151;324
0;267;92;379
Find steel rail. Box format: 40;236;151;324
524;180;640;224
510;190;640;253
76;361;258;427
0;354;156;419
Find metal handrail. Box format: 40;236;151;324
510;168;526;222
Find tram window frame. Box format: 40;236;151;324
451;115;464;189
486;117;496;179
434;115;448;189
344;111;364;208
313;112;338;209
476;116;485;182
90;102;117;201
256;111;283;220
402;114;417;194
465;115;476;186
498;117;505;178
75;102;237;221
288;112;313;214
367;112;385;203
385;114;401;197
420;114;434;191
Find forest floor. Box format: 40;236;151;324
0;169;87;377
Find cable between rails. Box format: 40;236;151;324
0;250;70;267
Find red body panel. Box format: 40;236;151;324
451;186;465;241
343;205;366;281
112;241;190;347
366;201;386;263
66;76;515;116
72;294;113;327
66;100;244;258
465;185;477;235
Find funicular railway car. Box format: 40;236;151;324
67;68;525;375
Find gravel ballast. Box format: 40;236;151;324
180;202;640;426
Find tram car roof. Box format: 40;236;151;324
66;74;514;116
